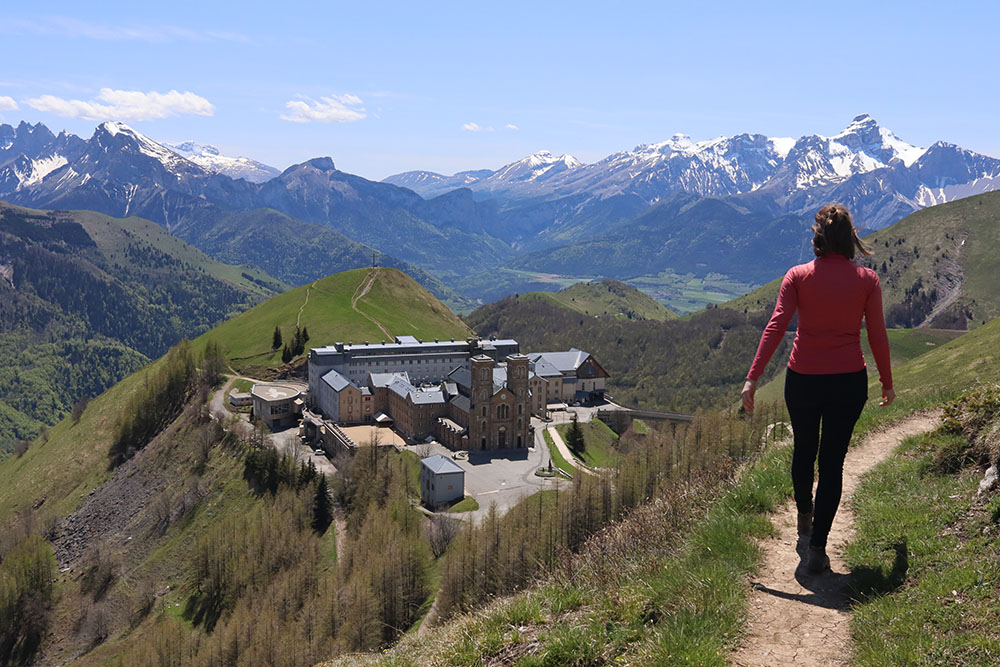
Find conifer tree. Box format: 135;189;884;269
291;327;306;356
281;345;292;363
312;475;333;534
272;326;282;350
566;414;585;455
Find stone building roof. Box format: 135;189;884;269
321;369;354;392
421;454;464;475
529;348;590;374
370;371;409;388
388;376;446;405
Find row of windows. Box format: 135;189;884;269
346;357;463;367
479;403;524;418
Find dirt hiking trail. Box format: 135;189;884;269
733;412;940;666
350;268;393;340
297;279;317;328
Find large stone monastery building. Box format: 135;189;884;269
306;335;608;452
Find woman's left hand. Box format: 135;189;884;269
741;379;757;413
879;388;895;407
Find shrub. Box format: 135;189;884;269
0;535;57;665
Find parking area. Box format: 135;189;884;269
270;425;337;476
401;436;562;522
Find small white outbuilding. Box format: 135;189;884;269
420;454;465;508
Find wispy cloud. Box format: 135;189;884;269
462;122;497;132
281;94;366;123
26;88;214;121
463;122;518;132
0;96;18;111
0;15;250;43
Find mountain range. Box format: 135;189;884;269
2;115;999;302
0;120;507;293
384;114;1000;231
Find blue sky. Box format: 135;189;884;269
1;1;997;180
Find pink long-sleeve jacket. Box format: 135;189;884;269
746;253;893;392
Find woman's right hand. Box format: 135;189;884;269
879;388;895;407
741;379;757;413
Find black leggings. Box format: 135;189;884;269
784;368;868;548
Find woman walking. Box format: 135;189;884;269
741;203;895;573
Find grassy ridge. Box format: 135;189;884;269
847;431;1000;664
170;206;477;313
73;209;281;297
521;279;678;321
199;267;471;374
723;190;1000;328
847;382;1000;665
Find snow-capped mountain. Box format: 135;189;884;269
164;141;280;183
384;114;1000;230
483;151;583;188
0;121;86;194
0;120;258;224
383;152;584;198
0;120;505;278
382;168;495;198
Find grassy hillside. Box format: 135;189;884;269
752;327;968;406
555;419;622;468
0;265;468;523
520;279;678;321
204;267;471;376
0;202;281;444
724;190;1000;329
0;264;478;664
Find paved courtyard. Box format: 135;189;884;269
401;433;566;523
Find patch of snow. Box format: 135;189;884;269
163;140;280;182
879;128;926;167
769;137;795;159
20;154;68;187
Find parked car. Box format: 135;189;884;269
314;449;325;457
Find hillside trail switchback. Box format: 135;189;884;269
350;268;394;340
733;412;940;666
297;279;317;328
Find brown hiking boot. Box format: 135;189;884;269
807;546;830;573
797;512;813;535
